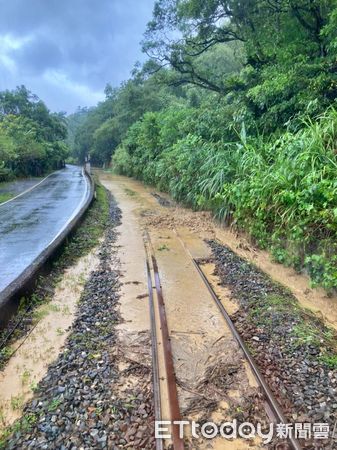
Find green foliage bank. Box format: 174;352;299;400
0;86;68;181
70;1;337;290
114;107;337;290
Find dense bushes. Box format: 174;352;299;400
69;0;337;290
0;86;68;180
113;107;337;290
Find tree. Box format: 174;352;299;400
0;115;46;176
142;0;334;97
91;118;119;165
0;86;69;177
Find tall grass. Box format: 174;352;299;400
113;107;337;290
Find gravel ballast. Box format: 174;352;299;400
3;194;155;449
208;240;337;449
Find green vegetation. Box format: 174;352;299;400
0;347;13;364
1;414;36;446
124;187;136;197
319;353;337;369
21;369;31;386
68;1;337;289
47;398;61;412
0;192;13;204
0;85;68;180
10;395;24;411
66;107;90;157
157;244;170;251
0;413;38;448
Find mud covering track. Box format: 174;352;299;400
0;165;92;325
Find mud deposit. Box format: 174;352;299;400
208;240;337;449
0;247;100;429
4;172;337;449
99;174;274;449
3;195;155;449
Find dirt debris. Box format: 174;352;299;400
142;207;215;234
151;192;174;208
208;240;337;449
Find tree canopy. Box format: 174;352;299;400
0;86;68;180
67;0;337;289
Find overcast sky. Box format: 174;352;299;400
0;0;155;113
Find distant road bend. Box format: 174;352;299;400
0;165;90;296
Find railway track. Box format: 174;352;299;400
144;231;184;450
144;228;302;450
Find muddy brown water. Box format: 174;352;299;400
101;173;337;332
99;172;337;448
215;228;337;331
2;171;335;448
99;172;265;449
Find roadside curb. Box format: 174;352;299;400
0;166;95;328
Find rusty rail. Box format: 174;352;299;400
144;244;164;450
146;224;302;450
144;232;184;450
171;226;302;450
193;258;302;450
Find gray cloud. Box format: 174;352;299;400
0;0;155;112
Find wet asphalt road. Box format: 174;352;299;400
0;165;90;294
0;177;43;196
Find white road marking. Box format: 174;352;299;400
0;171;58;208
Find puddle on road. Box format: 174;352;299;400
0;247;100;430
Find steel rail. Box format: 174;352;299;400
193;258;302;450
147;225;301;449
144;232;185;450
172;227;302;450
144;241;164;450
